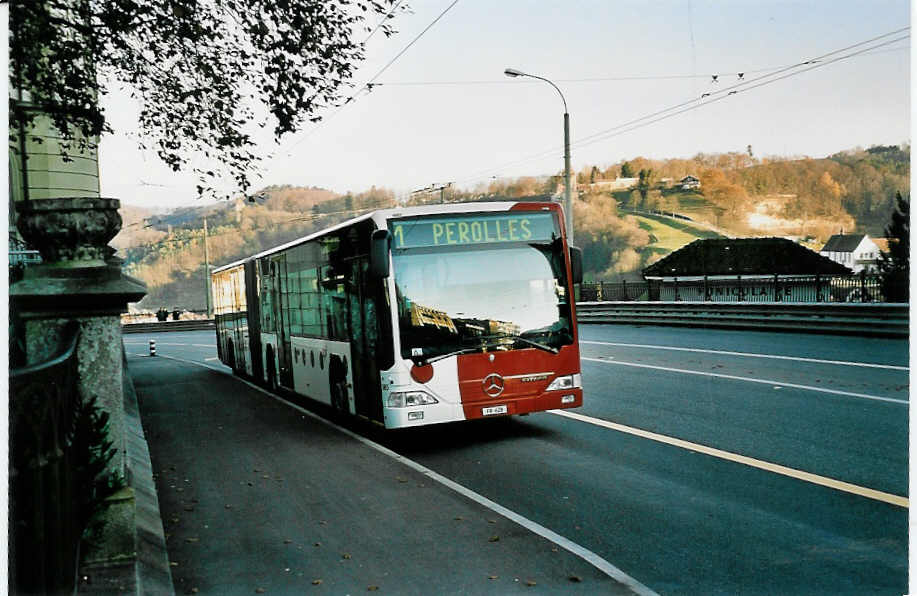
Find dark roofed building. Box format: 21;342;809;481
643;238;851;302
645;237;851;278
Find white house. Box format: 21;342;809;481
819;234;881;273
680;175;701;190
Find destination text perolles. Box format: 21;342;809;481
390;212;557;249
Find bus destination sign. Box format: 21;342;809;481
390;212;557;249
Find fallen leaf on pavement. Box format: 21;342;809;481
312;579;322;585
488;535;500;542
488;575;498;580
569;575;582;582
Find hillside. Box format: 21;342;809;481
116;144;909;309
633;213;724;256
603;145;907;242
119;184;397;310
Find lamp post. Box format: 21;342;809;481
504;67;573;242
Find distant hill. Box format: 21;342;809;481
118;184;399;310
116;145;909;307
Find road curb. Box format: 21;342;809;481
78;347;175;594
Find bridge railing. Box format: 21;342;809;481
9;324;83;594
582;272;896;303
575;301;908;337
121;309;210;324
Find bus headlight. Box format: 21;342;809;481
546;373;582;391
387;391;439;408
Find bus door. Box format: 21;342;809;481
270;254;294;388
243;259;263;382
348;257;384;423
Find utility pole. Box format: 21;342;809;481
203;217;211;317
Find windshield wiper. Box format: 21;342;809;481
412;346;481;366
412;333;559;366
471;333;559;354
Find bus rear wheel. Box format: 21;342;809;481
227;341;237;373
266;349;277;392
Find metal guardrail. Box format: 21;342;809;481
122;319;215;333
123;302;910;337
575;301;909;337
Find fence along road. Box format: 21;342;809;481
575;301;909;337
123;325;908;595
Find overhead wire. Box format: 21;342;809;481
453;27;910;186
275;0;460;156
362;0;405;45
373;66;791;86
572;35;909;153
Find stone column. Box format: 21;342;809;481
10;197;147;475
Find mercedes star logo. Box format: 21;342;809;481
482;373;505;398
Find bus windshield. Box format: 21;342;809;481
391;221;573;361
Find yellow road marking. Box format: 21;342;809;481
550;409;908;509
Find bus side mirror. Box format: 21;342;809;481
370;229;392;279
569;246;583;285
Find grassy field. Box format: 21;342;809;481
631;213;724;254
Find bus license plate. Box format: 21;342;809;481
482;405;507;416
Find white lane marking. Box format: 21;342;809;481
192;344;217;348
143;354;657;596
550;409;908;509
583;357;908;405
205;357;219;361
580;341;909;371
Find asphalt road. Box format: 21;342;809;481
124;324;909;595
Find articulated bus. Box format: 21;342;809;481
211;201;584;429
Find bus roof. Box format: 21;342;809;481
211;200;559;274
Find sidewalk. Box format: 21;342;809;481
128;355;639;595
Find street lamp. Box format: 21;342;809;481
504;67;573;242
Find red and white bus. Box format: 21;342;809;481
211;201;583;429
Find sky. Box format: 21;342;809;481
97;0;912;210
